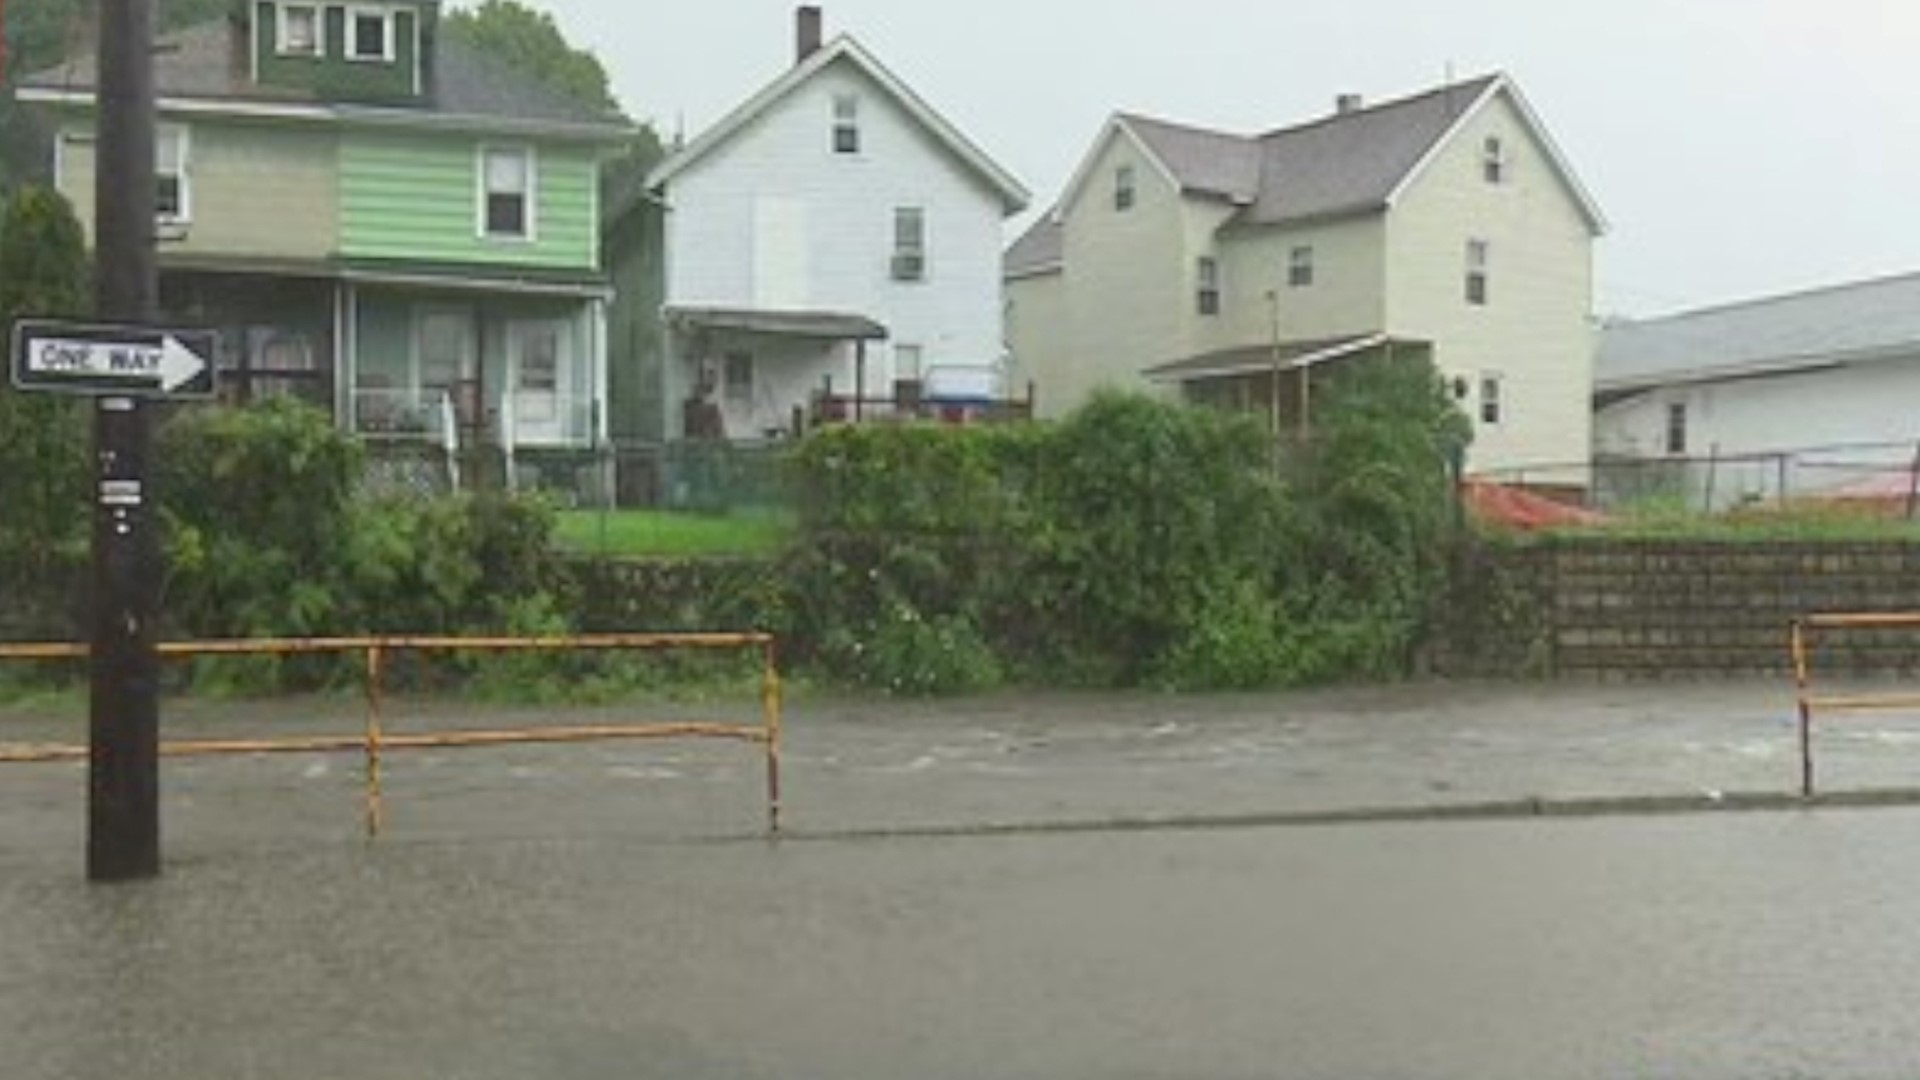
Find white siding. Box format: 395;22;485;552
1005;267;1066;407
662;53;1009;436
1599;359;1920;463
1386;92;1597;478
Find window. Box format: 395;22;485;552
892;206;926;281
1288;245;1315;288
347;8;393;61
1114;164;1135;211
1666;402;1688;456
895;343;924;382
1465;239;1490;305
480;146;533;239
723;351;754;405
1196;256;1220;316
1483;136;1507;185
832;95;860;154
156;125;189;223
1480;374;1503;425
277;3;320;56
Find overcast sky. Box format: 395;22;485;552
522;0;1920;318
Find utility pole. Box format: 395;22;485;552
89;0;162;882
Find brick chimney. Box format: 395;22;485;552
796;6;823;64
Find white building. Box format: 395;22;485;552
1006;74;1605;482
1596;272;1920;509
645;7;1029;440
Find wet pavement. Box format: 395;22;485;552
9;680;1920;1077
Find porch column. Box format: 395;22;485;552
334;281;353;430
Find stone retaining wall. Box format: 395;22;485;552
1435;540;1920;679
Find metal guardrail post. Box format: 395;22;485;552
1791;619;1814;797
763;638;783;836
365;644;385;839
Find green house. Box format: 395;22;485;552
20;0;633;460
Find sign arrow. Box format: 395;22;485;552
158;335;207;393
9;318;217;399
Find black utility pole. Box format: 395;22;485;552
89;0;162;882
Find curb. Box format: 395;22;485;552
778;786;1920;843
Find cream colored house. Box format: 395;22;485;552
1006;74;1605;479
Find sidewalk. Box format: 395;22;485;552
5;679;1920;856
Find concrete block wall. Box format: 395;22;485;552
1437;540;1920;679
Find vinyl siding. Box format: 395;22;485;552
55;117;338;262
660;54;1011;432
340;132;598;269
1042;129;1187;414
1385;91;1596;477
1210;215;1388;353
1005;267;1067;401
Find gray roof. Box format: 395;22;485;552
1145;333;1426;382
1124;75;1502;226
665;306;889;341
1597;272;1920;392
21;17;626;133
1004;216;1063;278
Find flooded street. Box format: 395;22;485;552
9;682;1920;1076
7;811;1920;1079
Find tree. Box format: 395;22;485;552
440;0;665;216
443;0;618;114
0;186;91;631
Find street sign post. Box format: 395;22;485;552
11;319;215;399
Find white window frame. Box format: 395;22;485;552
476;144;537;242
723;350;754;405
1195;256;1220;316
1115;164;1136;211
891;205;926;282
345;6;395;62
1482;135;1508;185
156;124;191;225
894;343;924;382
276;3;322;57
1479;372;1504;426
1665;401;1688;456
1288;245;1315;288
832;94;860;155
1465;238;1490;306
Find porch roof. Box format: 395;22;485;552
1144;332;1428;382
665;306;889;341
156;255;613;299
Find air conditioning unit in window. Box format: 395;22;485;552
890;253;925;282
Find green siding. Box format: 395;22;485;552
340;133;598;269
254;1;426;104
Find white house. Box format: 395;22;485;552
1595;272;1920;508
1006;74;1605;482
645;7;1029;440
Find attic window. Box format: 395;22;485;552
347;7;394;62
1114;164;1135;211
277;4;320;57
832;95;860;154
1483;136;1508;185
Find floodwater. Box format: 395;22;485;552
7;812;1920;1079
8;681;1920;1077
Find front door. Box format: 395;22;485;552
508;318;575;445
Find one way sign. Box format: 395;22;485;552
10;318;217;399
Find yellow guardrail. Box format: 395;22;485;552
1790;613;1920;797
0;633;784;836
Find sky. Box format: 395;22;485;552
520;0;1920;318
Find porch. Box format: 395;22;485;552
664;306;888;440
1146;333;1434;436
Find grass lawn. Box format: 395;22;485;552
553;508;793;558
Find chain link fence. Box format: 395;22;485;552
1475;440;1920;516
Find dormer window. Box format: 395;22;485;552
277;3;320;57
480;146;534;240
347;7;395;62
832;95;860;154
1115;164;1135;211
1483;136;1507;185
